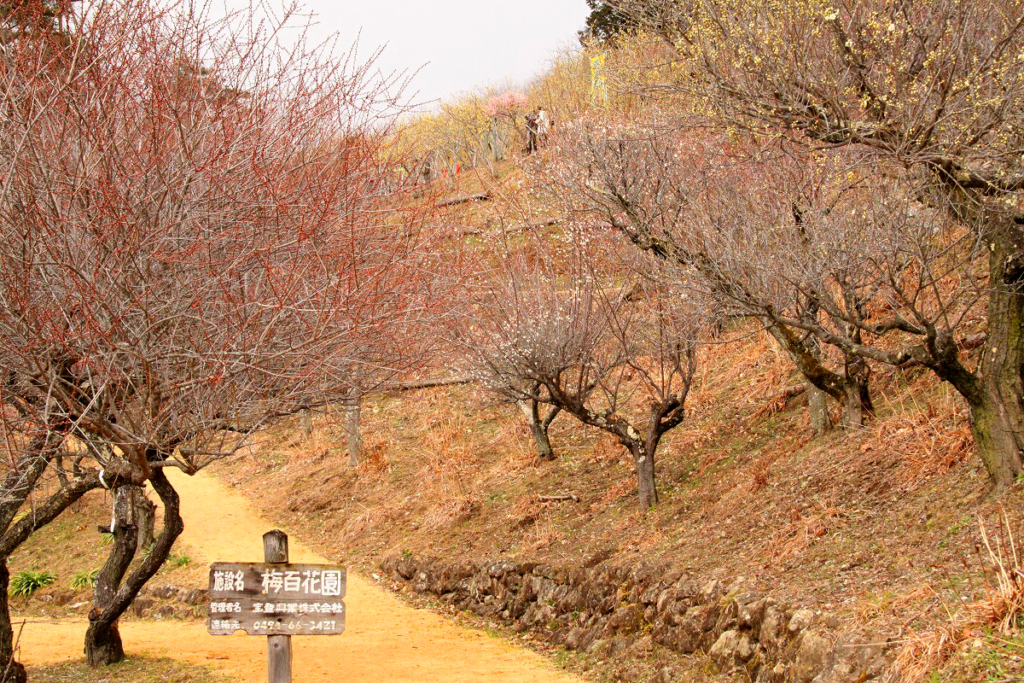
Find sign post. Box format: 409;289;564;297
207;530;346;683
264;530;292;683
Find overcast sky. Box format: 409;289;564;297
279;1;592;109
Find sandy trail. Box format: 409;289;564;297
16;469;584;682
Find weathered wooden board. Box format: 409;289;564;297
208;562;346;636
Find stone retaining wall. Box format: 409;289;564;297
380;556;889;683
133;584;208;619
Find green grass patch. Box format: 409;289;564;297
939;629;1024;682
70;568;99;590
9;569;56;597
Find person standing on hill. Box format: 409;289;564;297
536;106;551;147
525;108;540;153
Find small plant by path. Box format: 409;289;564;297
169;553;192;568
9;570;56;597
70;569;99;590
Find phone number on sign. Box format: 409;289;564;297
252;620;337;632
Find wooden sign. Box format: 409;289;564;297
207;561;346;635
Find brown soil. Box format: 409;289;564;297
15;469;585;683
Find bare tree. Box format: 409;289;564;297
539;113;985;441
459;246;703;509
0;0;434;670
452;242;563;462
611;0;1024;485
537;118;879;427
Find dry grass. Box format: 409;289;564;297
524;518;564;551
760;501;850;566
587;433;627;464
891;622;963;683
890;509;1024;682
27;657;229;683
968;514;1024;635
419;412;480;501
854;585;940;625
340;509;376;539
421;497;477;531
872;387;974;489
747;457;772;493
493;413;539;470
273;422;340;468
596;477;636;507
358;435;392;477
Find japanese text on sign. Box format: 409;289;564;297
208;562;347;636
258;568;344;596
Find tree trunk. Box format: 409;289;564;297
0;561;26;683
529;420;554;461
808;383;832;436
971;225;1024;485
631;441;658;510
841;381;864;428
86;486;139;666
83;617;125;668
0;461;99;682
299;408;313;441
344;395;363;467
929;223;1024;487
133;488;156;553
85;468;184;666
0;437;55;683
805;336;832;436
516;399;559;461
968;392;1024;486
840;357;872;428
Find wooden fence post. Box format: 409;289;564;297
263;530;292;683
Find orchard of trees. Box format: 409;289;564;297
452;0;1024;514
590;0;1024;487
2;0;1024;679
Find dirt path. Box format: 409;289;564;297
15;469;585;682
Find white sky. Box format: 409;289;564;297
280;1;592;109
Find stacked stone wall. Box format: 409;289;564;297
381;556;889;682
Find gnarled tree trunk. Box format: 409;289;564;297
0;437;62;682
766;323;870;428
0;446;99;681
85;467;184;666
971;226;1024;485
0;561;26;683
806;337;832;436
631;440;658;510
516;399;561;461
927;224;1024;487
841;357;873;429
133;488;156;553
86;485;141;665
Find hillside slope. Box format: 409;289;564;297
211;307;1024;682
